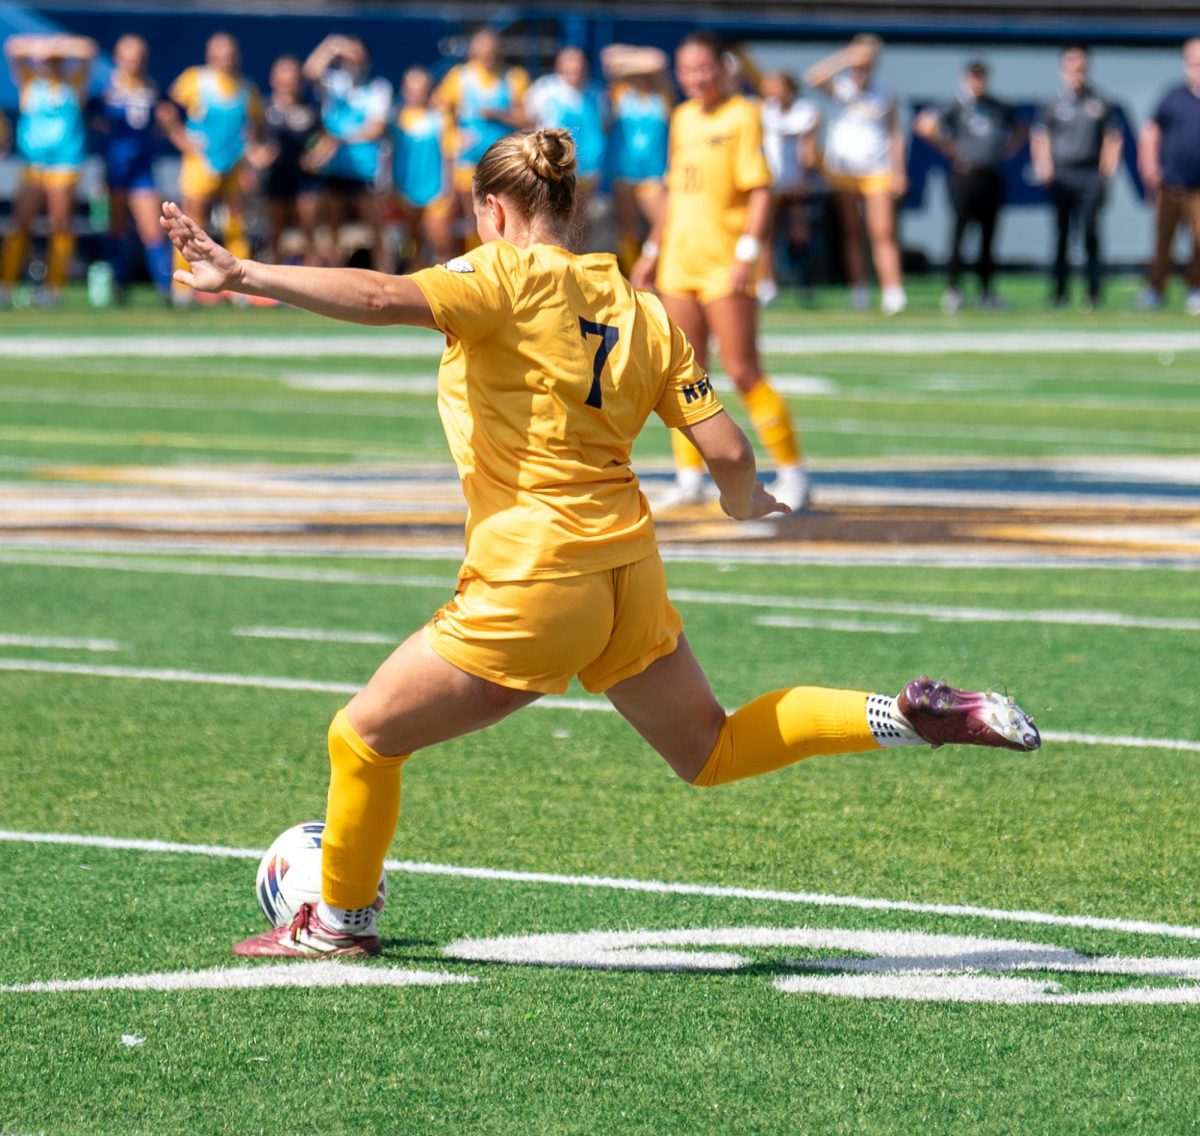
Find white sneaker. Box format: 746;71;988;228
940;288;963;314
650;478;708;511
773;468;811;513
881;286;907;316
849;284;871;311
1134;287;1163;311
757;278;779;308
1186;290;1200;316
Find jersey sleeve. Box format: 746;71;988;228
733;101;772;192
434;66;461;115
653;316;724;429
168;67;200;115
508;67;531;103
409;245;516;343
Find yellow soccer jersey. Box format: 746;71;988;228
661;94;772;279
411;241;722;581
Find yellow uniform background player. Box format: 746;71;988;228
410;238;721;693
658;93;770;304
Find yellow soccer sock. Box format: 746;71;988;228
223;212;250;261
692;687;881;786
0;231;29;285
618;234;642;276
671;428;707;473
742;378;802;467
46;233;74;290
321;707;409;909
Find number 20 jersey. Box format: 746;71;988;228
410;241;722;581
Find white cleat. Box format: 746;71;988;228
650;480;708;511
772;468;811;514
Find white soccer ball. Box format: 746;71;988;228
255;820;387;927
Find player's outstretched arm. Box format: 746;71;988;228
159;201;437;328
680;411;790;521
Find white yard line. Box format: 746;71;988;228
0;634;121;651
5;331;1200;358
754;616;921;635
234;626;399;645
0;657;1192;753
2;827;1199;942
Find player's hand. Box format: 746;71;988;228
159;201;243;293
890;170;909;199
719;481;791;521
729;259;754;297
630;255;657;290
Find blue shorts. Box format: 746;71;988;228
107;153;156;193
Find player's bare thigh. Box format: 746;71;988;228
704;291;762;392
347;628;541;757
659;290;710;372
604;633;725;782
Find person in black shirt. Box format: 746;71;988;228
1031;46;1123;309
250;54;323;265
916;60;1024;312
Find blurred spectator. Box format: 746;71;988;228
159;32;263;305
1136;38;1200;315
758;71;820;304
1031;46;1123;310
0;33;96;307
915;60;1024;313
602;44;671;274
525;47;607;242
435;28;529;247
249;54;322;265
303;35;392;271
390;65;456;269
92;34;173;300
805;35;907;315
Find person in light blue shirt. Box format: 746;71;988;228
390;66;456;269
304;35;392;270
525;47;608;243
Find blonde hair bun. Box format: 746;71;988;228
521;129;578;182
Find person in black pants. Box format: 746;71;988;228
916;60;1024;312
1031;46;1123;309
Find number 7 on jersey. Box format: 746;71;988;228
578;317;619;409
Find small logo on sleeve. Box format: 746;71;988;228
681;374;713;403
443;258;475;273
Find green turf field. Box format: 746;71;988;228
2;286;1200;1135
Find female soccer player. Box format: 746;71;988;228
630;32;808;513
805;35;908;315
161;128;1039;959
93;34;174;299
159;32;262;305
0;33;96;306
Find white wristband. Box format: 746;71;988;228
640;240;660;259
734;235;762;263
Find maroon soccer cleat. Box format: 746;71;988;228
233;902;382;958
897;677;1041;752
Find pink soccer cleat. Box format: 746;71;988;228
897;677;1041;752
232;902;382;958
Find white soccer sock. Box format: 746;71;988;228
677;466;704;492
865;693;926;747
317;900;377;934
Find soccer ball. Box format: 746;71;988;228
255;820;387;927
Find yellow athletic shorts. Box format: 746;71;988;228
179;155;242;202
657;258;756;306
23;166;79;190
827;171;894;196
424;554;683;695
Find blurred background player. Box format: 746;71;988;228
758;71;820;306
0;33;96;307
915;60;1023;313
435;28;529;248
525;46;607;243
632;32;808;513
250;54;322;266
304;35;391;271
601;44;671;276
1031;45;1123;310
1135;37;1200;315
159;32;262;305
390;65;456;271
92;34;173;301
805;35;907;315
